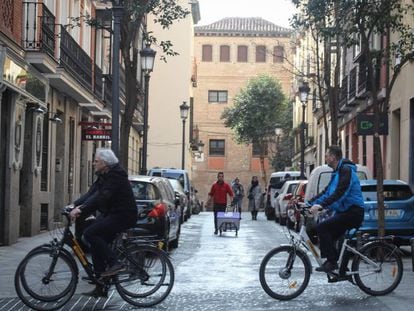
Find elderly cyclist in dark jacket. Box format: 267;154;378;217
306;145;364;273
69;148;137;298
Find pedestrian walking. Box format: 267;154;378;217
247;176;262;220
207;172;234;235
231;177;244;217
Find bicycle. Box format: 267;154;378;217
259;205;403;300
14;206;174;310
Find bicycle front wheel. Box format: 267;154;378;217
15;248;77;310
115;244;175;308
352;241;403;296
259;245;311;300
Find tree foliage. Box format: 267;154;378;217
221;74;287;183
292;0;414;237
117;0;189;168
221;75;286;143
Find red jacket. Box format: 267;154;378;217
209;182;233;205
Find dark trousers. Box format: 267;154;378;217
315;206;364;262
83;214;134;274
213;204;226;231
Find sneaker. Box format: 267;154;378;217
315;260;338;273
100;262;125;277
82;285;108;298
214;230;218;235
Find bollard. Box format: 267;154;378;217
411;238;414;272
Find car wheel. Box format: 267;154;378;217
169;234;179;249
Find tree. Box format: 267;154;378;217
292;0;414;237
118;0;189;168
221;74;287;185
271;103;294;171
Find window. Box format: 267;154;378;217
209;139;225;156
256;45;266;62
220;45;230;62
237;45;248;62
202;45;212;62
208;90;228;103
273;46;284;63
252;142;268;157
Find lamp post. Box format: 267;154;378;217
110;0;123;156
274;127;282;145
180;101;190;169
140;44;156;175
298;81;310;179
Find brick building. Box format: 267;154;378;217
191;17;294;207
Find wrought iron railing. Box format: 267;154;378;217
94;64;103;100
349;67;357;99
103;74;113;105
23;1;55;58
59;25;92;90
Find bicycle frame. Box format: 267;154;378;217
291;222;383;276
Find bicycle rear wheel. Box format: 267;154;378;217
259;245;311;300
352;241;403;296
115;244;175;307
14;248;77;310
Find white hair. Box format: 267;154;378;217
95;148;119;165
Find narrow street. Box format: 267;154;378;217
1;212;413;310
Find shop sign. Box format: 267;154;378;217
356;113;388;136
82;128;112;141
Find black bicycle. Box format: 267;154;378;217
14;206;174;310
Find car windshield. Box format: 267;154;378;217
317;170;368;193
362;184;413;201
130;181;159;200
162;172;185;188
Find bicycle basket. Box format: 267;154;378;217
48;220;65;240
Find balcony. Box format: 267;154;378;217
23;2;96;103
59;26;92;90
23;2;56;72
338;75;351;113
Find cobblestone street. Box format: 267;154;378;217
1;212;414;310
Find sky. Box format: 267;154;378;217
196;0;297;28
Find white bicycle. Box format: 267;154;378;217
259;205;403;300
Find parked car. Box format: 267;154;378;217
358;179;414;245
274;180;301;225
286;180;308;231
129;175;181;249
303;164;372;234
304;164;371;202
265;171;301;220
190;186;202;214
167;178;188;224
148;168;192;219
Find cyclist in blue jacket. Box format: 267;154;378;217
307;145;364;273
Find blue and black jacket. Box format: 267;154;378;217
308;159;364;214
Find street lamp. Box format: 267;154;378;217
298;81;310;179
140;43;156;175
180;101;190;169
274;127;282;145
110;0;123;156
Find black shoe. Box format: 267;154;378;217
101;262;125;277
82;285;108;298
214;230;218;235
315;260;338;273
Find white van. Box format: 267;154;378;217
304;164;372;202
265;171;301;220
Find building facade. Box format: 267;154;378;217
146;0;200;171
191;17;294;204
0;0;143;246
